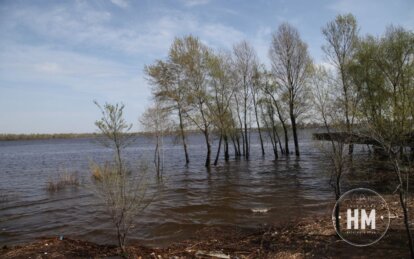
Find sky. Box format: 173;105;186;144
0;0;413;134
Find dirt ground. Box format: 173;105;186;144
1;195;412;258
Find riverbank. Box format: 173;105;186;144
0;125;320;141
1;216;410;258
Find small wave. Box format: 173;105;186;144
251;208;270;213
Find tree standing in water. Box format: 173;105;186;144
269;23;313;156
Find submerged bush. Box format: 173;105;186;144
46;172;79;193
90;162;104;181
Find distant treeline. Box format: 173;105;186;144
0;123;322;141
0;133;99;141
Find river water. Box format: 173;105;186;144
0;129;383;247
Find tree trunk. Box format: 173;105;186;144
244;121;249;159
178;109;190;164
254;103;265;156
268;106;279;159
231;135;238;158
117;227;126;256
282;123;289;155
204;130;211;167
224;134;230;161
275;129;284;155
154;136;160;177
335;184;341;234
399;189;414;258
235;97;245;157
273;98;289;155
244;84;249;159
341;68;353;155
290;114;300;156
235;134;241;157
214;134;223;166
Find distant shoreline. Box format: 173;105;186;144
0;124;323;141
0;133;98;141
0;132;148;141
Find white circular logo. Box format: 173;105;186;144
332;188;390;246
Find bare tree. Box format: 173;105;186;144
263;71;290;155
94;101;133;175
92;163;150;256
322;13;359;154
311;66;349;233
92;102;151;256
233;41;257;159
252;65;266;156
269;22;313;157
206;51;235;165
140;102;171;178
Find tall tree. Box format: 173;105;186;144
206;52;235;165
170;36;213;167
233;41;257;159
322;13;359;154
269;23;313;156
311;66;349;234
252;65;266;156
263;71;289;155
351;26;414;256
145;60;190;165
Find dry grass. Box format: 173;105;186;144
90;163;103;181
46;172;79;193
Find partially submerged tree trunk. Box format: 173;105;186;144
253;96;265;156
290;113;300;156
204;130;212;167
214;134;223;165
224;134;230;161
178;108;190;165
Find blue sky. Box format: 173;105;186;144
0;0;413;133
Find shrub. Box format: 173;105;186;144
46;172;79;193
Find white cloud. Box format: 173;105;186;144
0;1;248;133
0;44;151;133
180;0;211;7
201;24;245;49
34;62;62;74
0;44;147;98
3;3;244;59
110;0;129;9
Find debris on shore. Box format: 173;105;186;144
1;217;410;258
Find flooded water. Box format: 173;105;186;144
0;129;383;247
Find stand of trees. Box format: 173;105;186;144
143;13;413;255
314;16;414;256
145;27;314;167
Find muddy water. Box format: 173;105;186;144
0;129;382;247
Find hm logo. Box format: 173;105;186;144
347;209;376;230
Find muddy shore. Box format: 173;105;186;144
1;215;411;259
